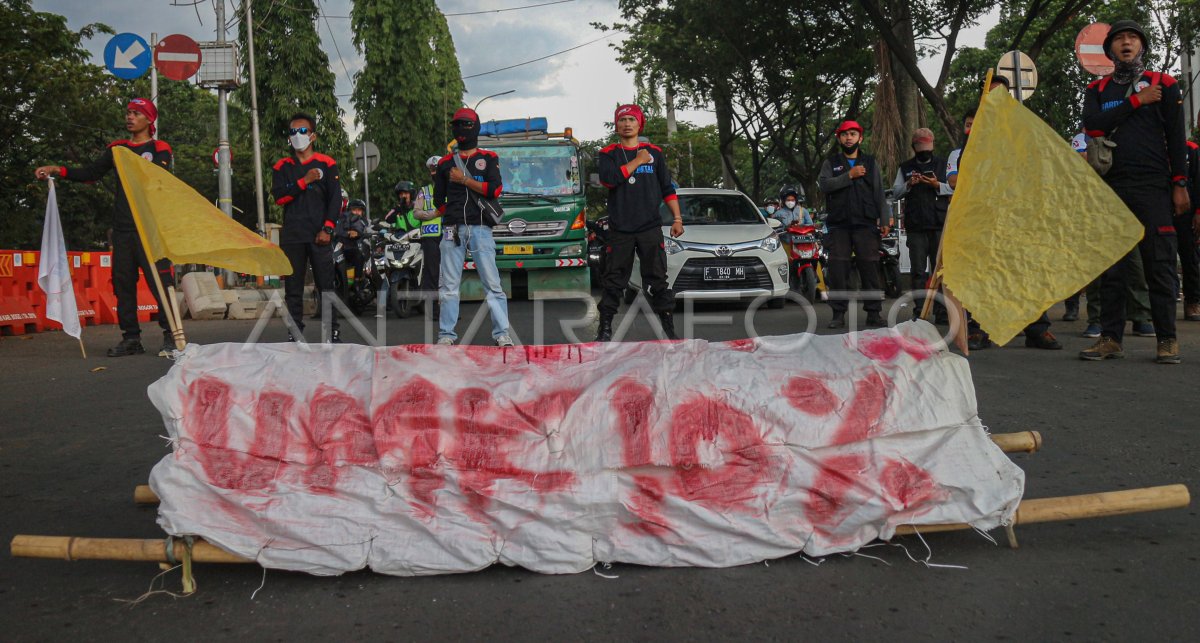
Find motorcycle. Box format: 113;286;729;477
332;232;378;315
382;227;426;319
784;221;823;304
878;227;903;299
586;216;610;289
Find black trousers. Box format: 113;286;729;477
282;241;338;331
1175;213;1199;306
111;228;172;340
906;229;946;320
419;236;441;300
599;226;672;316
1101;186;1177;342
825;225;882;313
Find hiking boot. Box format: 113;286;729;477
595;314;614;342
1156;338;1181;364
658;312;679;340
329;327;342;344
967;333;993;351
1063;301;1079;321
106;338;145;357
865;312;885;327
495;334;515;347
1025;331;1063;350
436;336;455;346
158;331;175;357
1079;337;1123;361
1185;303;1200;321
1081;323;1102;338
827;312;846;329
1132;322;1156;337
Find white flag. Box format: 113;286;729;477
37;180;81;339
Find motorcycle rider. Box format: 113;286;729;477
772;186;812;227
413;155;444;316
383;181;421;233
762;197;780;218
337;198;369;277
892;128;950;320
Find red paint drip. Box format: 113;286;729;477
308;387;377;466
782;376;840;416
251;391;295;460
858;335;937;363
611;379;655;467
185;376;278;491
828;372;893;446
627;475;670;536
805;454;869;535
879;457;943;511
373;377;446;517
667;395;778;513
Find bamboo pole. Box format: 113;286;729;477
129;431;1045;507
10;535;249;564
894;484;1191;536
167;285;186;350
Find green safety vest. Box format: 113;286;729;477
415;185;442;238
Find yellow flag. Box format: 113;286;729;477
111;146;292;276
941;88;1143;346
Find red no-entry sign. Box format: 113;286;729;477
1076;23;1114;76
154;34;202;82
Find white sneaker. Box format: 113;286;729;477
436;336;455;346
495;334;514;347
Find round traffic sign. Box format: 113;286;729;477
213;147;233;168
103;33;151;80
1075;23;1114;76
355;141;381;174
155;34;202;82
995;50;1038;101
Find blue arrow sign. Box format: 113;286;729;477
104;33;151;80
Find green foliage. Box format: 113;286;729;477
351;0;464;215
238;0;354;219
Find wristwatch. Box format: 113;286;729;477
1173;178;1189;188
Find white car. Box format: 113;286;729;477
630;188;790;307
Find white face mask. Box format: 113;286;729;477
766;205;777;214
785;200;797;209
289;132;312;151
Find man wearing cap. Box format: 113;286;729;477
892;127;950;318
817;119;891;329
35;98;176;358
272;112;343;343
1081;20;1190;363
433;107;512;347
414;155;444;316
595;103;684;342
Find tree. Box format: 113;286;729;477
237;0;353;220
351;0;464;215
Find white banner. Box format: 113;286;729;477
149;322;1023;575
37;180;81;339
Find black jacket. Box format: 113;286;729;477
59;139;173;232
271;152;342;245
1082;71;1188;191
434;149;503;227
817;151;889;228
895;154;950;231
597;142;678;233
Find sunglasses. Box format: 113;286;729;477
288;127;311;135
452;120;476;127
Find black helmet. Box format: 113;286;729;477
1103;20;1149;60
347;199;366;211
779;185;804;203
393;180;415;196
765;197;780;206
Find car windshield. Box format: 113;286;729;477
494;145;582;196
660;193;766;226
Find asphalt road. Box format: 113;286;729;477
2;296;1197;641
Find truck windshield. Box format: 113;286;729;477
495;145;581;196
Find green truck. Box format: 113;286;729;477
458;118;590;300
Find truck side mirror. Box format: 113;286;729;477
589;173;602;188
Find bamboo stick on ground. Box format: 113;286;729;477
129;432;1046;506
10;535;249;564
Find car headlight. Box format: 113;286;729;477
559;244;583;257
664;238;684;255
759;234;780;253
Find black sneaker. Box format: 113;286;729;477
107;338;145;357
330;327;342;344
595;315;613;342
827;312;846;329
158;331;174;357
967;333;993;351
1063;301;1079;321
658;312;679;340
865;312;885;327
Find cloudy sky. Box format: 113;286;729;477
37;0;996;141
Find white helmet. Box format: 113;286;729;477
425;155;441;168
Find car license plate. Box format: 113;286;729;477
703;266;745;281
503;245;533;255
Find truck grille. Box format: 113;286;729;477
673;257;774;292
492;220;568;239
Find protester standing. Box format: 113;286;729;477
35;98;175;357
892;128;951;319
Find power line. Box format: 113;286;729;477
444;0;576;17
318;1;356;90
462;32;619;79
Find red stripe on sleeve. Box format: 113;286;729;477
1130;95;1142;109
663;194;678;203
276;195;294;206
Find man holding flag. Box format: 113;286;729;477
35;98;175;358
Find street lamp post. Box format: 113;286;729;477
473;89;515;112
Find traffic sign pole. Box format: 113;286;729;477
150;33;158;140
1011;51;1023;104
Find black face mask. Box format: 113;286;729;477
453;120;480;150
840;143;859;156
915;150;933;163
